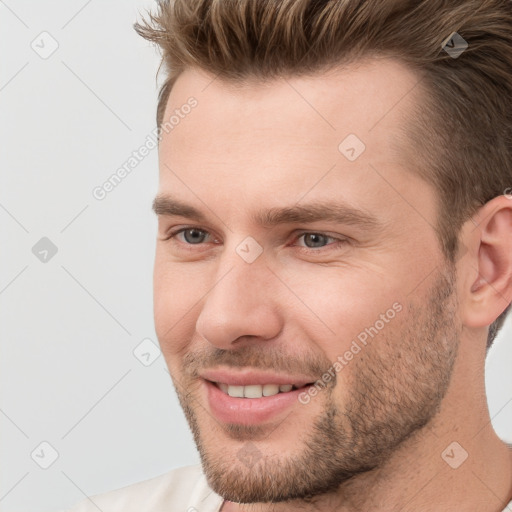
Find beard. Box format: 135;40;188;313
167;264;460;505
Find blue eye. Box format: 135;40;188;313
163;227;347;254
296;233;334;249
175;228;209;244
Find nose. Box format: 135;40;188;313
195;250;283;350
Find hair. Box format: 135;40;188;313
134;0;512;349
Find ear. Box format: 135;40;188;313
459;194;512;329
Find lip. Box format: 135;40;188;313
203;378;312;424
199;368;316;387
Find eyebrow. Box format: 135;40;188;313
152;194;381;230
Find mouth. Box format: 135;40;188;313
209;380;313;398
202;379;316;425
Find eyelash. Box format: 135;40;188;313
162;227;348;254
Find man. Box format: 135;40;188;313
67;0;512;510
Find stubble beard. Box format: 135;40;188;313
170;266;460;504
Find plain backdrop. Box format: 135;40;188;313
1;1;511;511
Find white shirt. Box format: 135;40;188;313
63;463;512;512
64;464;224;512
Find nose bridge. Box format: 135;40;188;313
195;241;282;347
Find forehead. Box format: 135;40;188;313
162;58;420;148
157;59;430;226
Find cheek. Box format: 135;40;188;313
153;258;203;356
279;265;404;353
329;309;408;405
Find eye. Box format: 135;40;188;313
164;227;213;245
296;231;348;253
163;227;348;254
295;232;336;249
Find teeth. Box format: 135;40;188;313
244;385;264;398
227;385;244;398
263;384;279;396
217;383;296;398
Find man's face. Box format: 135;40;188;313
153;60;461;504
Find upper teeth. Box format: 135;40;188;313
217;383;294;398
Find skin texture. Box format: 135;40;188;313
153;59;512;511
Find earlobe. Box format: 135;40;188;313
462;195;512;329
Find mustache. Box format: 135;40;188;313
182;344;334;381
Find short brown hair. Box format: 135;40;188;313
134;0;512;348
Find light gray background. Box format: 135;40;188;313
1;2;511;511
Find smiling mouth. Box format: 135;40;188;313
208;380;314;398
